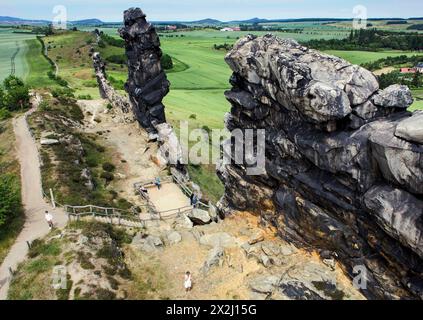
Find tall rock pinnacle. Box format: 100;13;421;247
119;7;169;134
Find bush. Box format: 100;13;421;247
0;108;11;120
108;76;125;90
102;162;115;172
2;75;30;111
105;54;127;65
77;94;92;100
0;174;21;227
100;171;114;182
100;34;125;48
160;53;173;70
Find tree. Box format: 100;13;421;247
0;87;4;109
0;174;21;227
412;72;422;88
3;76;30;111
160;54;173;70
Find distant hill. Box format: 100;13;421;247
0;16;103;26
70;19;104;26
191;18;222;24
1;15;422;27
0;16;49;25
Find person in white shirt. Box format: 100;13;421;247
184;271;192;292
45;211;54;229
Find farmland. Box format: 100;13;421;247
0;29;35;83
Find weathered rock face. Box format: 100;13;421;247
92;52;135;123
118;8;186;173
119;7;169;134
218;34;422;299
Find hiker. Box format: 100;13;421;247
155;177;161;190
45;211;54;230
184;271;192;292
192;193;198;208
190;193;195;206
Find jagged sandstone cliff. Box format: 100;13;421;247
218;34;423;299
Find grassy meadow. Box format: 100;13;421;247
0;29;35;83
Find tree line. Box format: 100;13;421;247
305;29;423;51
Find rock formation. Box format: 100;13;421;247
218;34;423;299
119;7;169;135
92;52;135;123
118;8;185;172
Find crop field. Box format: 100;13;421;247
324;50;420;65
0;29;35;83
328;19;423;33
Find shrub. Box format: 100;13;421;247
105;54;127;65
189;114;197;119
38;100;51;112
0;174;21;227
77;94;93;100
160;53;173;70
0;108;11;120
102;162;115;172
100;171;114;182
2;75;30;111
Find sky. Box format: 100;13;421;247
0;0;422;22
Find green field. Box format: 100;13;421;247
24;38;57;88
0;29;35;83
324;50;419;65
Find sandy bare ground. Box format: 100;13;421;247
0;110;67;300
147;183;190;214
125;212;365;300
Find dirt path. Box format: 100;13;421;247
78;99;190;215
0;110;67;300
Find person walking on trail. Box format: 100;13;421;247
155;177;161;190
191;193;198;208
45;211;54;230
184;271;192;292
190;193;195;206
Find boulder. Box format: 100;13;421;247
131;233;163;252
188;208;211;225
364;185;423;258
279;281;324;300
369;120;423;194
166;231;182;245
40;138;60;145
202;247;224;274
249;275;280;294
372;84;413;109
395;111;423;144
199;232;238;248
248;232;265;245
173;213;194;230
